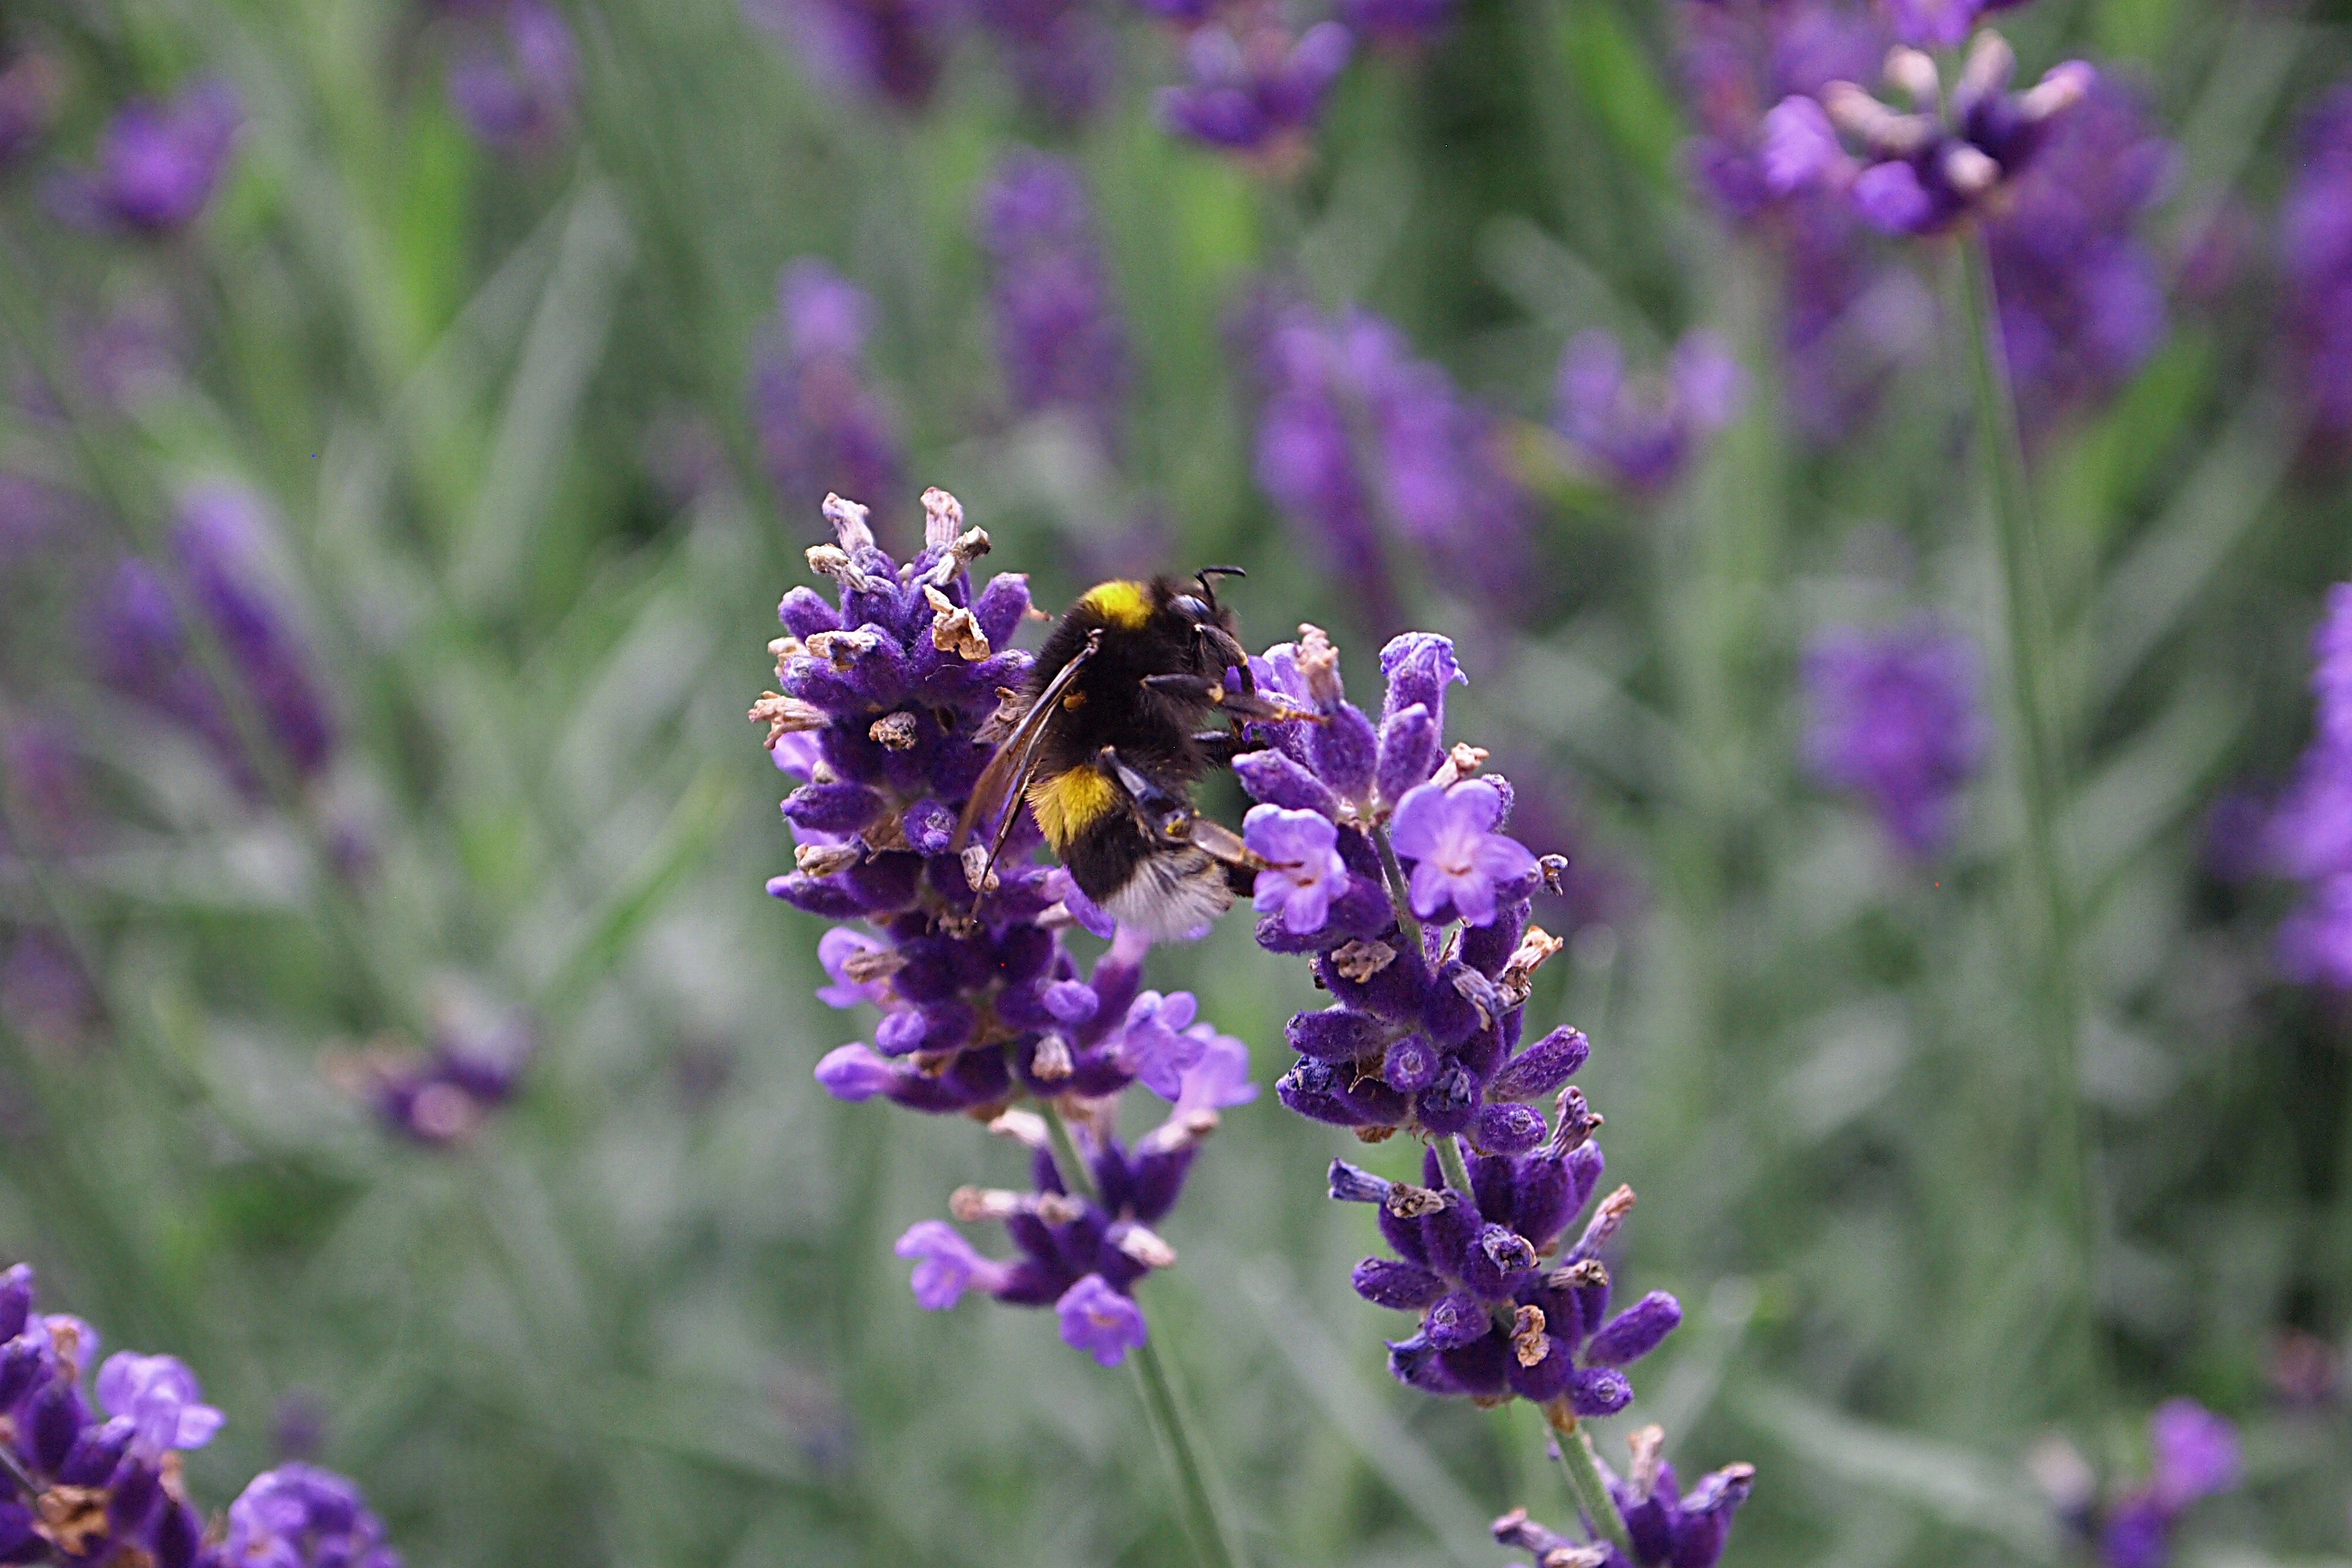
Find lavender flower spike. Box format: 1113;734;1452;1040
2263;584;2352;987
2283;84;2352;439
1554;330;1745;492
1802;616;1987;859
0;1264;398;1568
49;78;243;236
1770;33;2095;237
977;153;1130;453
1159;17;1353;164
1494;1424;1757;1567
751;262;906;536
443;0;582;153
755;492;1254;1370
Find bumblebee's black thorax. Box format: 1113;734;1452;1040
1027;577;1235;786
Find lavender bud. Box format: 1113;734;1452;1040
1352;1258;1449;1310
1584;1290;1683;1367
1473;1102;1546;1156
1488;1026;1591;1102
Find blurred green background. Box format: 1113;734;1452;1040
0;0;2348;1563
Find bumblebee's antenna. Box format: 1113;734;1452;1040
1195;565;1245;610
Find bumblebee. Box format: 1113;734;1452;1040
957;569;1303;941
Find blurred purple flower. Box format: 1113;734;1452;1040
1802;617;1987;858
1158;17;1352;162
0;51;60;173
750;261;905;536
977;152;1130;452
2283;83;2352;439
96;1353;225;1460
220;1463;402;1568
1681;0;1887;222
895;1220;1014;1308
1554;329;1744;491
171;485;337;780
1337;0;1454;50
1876;0;2031;48
444;0;580;152
1055;1273;1148;1366
360;1009;536;1146
744;0;962;108
0;931;97;1051
1246;302;1532;632
89;486;338;794
1986;75;2171;428
49;78;243;236
1769;34;2095;238
976;0;1115;122
1;716;90;852
2264;584;2352;987
2090;1401;2240;1568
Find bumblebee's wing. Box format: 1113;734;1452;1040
954;630;1101;887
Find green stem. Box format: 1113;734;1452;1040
1957;232;2099;1407
1130;1331;1250;1568
1041;1104;1248;1568
1373;826;1429;960
1432;1131;1474;1197
1546;1409;1636;1559
1041;1100;1102;1205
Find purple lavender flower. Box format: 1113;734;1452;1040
1157;16;1352;163
95;1353;224;1460
89;487;338;795
1801;617;1987;858
1387;780;1538;926
215;1463;401;1568
0;1264;397;1568
1246;303;1533;632
1553;330;1745;491
355;1007;536;1146
1680;0;1888;223
1985;75;2170;428
2083;1401;2239;1568
976;153;1130;452
0;930;97;1051
758;491;1257;1361
1245;804;1349;932
443;0;580;152
2264;584;2352;987
751;261;906;538
2283;84;2352;440
744;0;961;108
1336;0;1453;51
49;78;243;236
1493;1426;1756;1568
1056;1274;1149;1366
975;0;1115;122
0;50;60;173
170;486;337;779
1875;0;2032;49
1768;34;2095;237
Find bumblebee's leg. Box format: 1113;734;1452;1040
1190;730;1248;768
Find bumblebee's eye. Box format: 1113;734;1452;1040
1171;594;1212;623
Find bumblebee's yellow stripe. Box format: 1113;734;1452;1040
1078;580;1152;629
1028;767;1119;850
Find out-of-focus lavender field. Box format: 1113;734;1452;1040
0;0;2348;1563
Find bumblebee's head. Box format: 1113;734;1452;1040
1156;567;1246;675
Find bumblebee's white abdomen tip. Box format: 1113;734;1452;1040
1101;849;1234;943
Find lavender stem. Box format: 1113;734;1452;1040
1957;230;2099;1406
1042;1103;1248;1568
1545;1406;1636;1558
1433;1130;1475;1196
1373;824;1429;958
